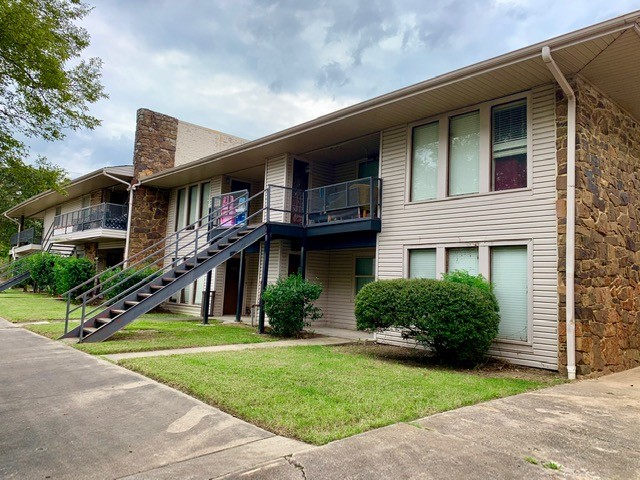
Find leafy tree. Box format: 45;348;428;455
0;0;105;255
0;157;67;256
0;0;106;160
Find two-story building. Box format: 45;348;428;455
9;12;640;378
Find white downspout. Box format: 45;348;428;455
542;46;576;380
102;169;139;267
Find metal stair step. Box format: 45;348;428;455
124;301;139;308
162;277;175;284
110;309;126;316
175;269;188;276
138;293;153;299
150;285;164;291
82;327;98;335
95;317;112;326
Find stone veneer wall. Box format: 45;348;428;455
557;76;640;376
128;109;178;258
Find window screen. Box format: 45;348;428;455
199;182;211;225
411;122;439;201
409;249;436;279
491;246;528;341
449;111;480;196
447;247;478;275
493;99;527;191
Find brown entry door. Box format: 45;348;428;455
223;258;241;315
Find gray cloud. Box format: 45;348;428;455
20;0;640;176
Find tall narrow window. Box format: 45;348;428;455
447;247;478;275
449;111;480;196
187;185;199;226
411;122;439;201
492;99;527;191
355;257;375;295
491;246;528;341
199;182;211;225
409;249;436;279
175;188;186;230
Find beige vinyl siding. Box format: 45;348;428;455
264;154;291;222
309;160;334;188
304;247;375;329
306;251;330;326
375;84;558;370
243;252;260;315
42;208;56;248
326;248;375;329
334;161;357;183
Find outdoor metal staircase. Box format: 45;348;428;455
0;224;76;293
61;189;268;343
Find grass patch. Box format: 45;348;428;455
24;319;273;355
120;344;558;445
0;290;82;322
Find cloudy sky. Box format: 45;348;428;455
27;0;640;177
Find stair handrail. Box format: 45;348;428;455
70;204;268;332
64;188;263;301
65;189;268;330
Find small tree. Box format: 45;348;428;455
262;274;323;337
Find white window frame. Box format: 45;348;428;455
405;91;533;205
174;181;211;231
403;239;533;346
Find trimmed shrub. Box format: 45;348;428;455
25;252;57;293
99;265;159;300
262;274;323;337
441;270;498;310
355;276;500;366
54;256;96;297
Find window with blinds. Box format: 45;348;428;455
447;247;479;275
492;99;527;191
449;111;480;196
411;122;439;201
409;249;436;279
491;246;528;341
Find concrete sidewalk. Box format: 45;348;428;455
232;367;640;479
4;317;640;479
104;336;354;362
0;319;309;480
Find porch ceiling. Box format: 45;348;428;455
142;12;640;190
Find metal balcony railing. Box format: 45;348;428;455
10;227;41;247
53;203;128;235
306;177;382;224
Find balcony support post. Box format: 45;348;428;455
258;227;271;334
235;249;246;322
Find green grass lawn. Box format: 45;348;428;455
120;344;561;445
0;290;85;322
24;319;273;355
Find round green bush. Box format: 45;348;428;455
262;274;323;337
355;277;500;366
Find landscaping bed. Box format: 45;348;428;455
120;343;563;445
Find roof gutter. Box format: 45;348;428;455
542;46;576;380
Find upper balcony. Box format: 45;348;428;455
51;203;128;244
10;227;42;257
210;177;381;241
